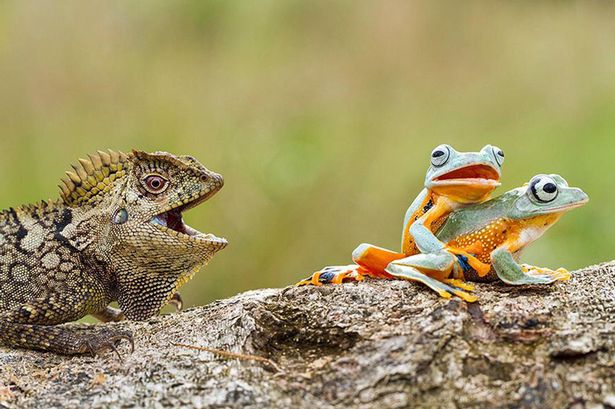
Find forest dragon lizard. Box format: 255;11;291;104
0;150;227;355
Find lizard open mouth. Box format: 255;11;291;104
150;201;227;245
434;164;500;186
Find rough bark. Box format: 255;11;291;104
1;262;614;409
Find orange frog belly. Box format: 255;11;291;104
402;193;449;255
447;218;512;282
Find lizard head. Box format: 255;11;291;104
58;149;227;320
124;150;227;250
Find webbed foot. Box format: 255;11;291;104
442;278;475;292
445;245;491;277
296;265;367;286
520;264;571;282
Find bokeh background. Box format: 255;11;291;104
0;1;613;308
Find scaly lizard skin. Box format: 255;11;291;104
0;150;227;355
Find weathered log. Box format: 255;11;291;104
1;262;614;409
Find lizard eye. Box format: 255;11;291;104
492;146;504;166
142;175;169;194
529;176;558;203
431;144;450;167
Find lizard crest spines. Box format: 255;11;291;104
0;199;62;223
131;150;208;175
59;150;131;207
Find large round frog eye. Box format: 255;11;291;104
529;176;558;203
431;144;450;167
492;146;504;166
142;174;169;194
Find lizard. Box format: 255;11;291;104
303;174;588;302
298;144;504;286
0;149;227;355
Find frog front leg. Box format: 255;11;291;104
385;252;478;302
491;247;571;285
409;198;452;254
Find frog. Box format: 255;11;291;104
298;144;505;286
313;174;588;302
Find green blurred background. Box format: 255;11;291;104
0;1;613;308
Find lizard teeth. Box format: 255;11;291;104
151;215;167;227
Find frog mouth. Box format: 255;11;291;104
433;164;500;186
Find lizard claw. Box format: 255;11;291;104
168;292;184;312
84;329;134;360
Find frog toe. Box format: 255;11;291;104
442;279;475;292
296;265;363;286
520;264;571;282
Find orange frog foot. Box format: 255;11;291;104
520;264;571;281
296;265;368;286
445;245;491;277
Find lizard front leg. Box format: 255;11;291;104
168;292;184;312
0;294;132;356
93;292;184;322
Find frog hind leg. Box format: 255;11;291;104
296;243;404;286
352;243;406;274
386;253;478;302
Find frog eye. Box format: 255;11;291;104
431;144;450;167
492;146;504;166
529;176;558;203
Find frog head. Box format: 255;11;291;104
511;174;589;220
425;144;504;203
